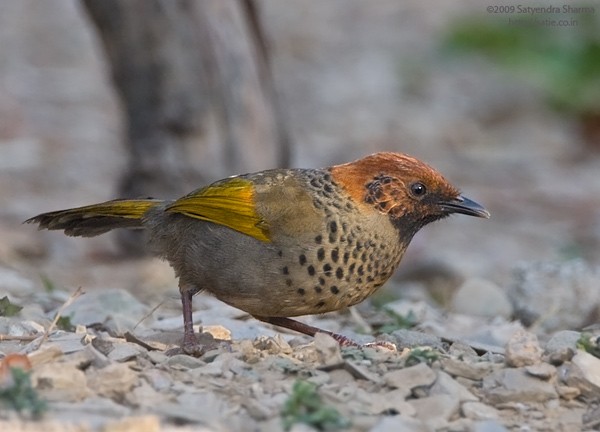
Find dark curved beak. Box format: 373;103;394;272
440;195;490;218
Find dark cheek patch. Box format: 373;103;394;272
364;174;408;218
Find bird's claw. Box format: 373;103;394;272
164;331;223;357
326;332;360;347
362;340;398;351
324;332;397;351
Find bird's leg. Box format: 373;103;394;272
254;316;359;347
179;284;202;354
174;283;230;357
177;282;225;356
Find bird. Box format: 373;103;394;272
26;152;489;354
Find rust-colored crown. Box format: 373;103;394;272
330;152;460;220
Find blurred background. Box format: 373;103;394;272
1;0;600;335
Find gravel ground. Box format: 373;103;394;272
1;264;599;431
1;1;600;431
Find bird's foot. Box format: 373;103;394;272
326;332;397;351
321;331;360;347
165;331;227;357
362;340;398;351
254;316;398;351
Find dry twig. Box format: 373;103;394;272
35;286;85;350
0;335;38;342
133;299;167;331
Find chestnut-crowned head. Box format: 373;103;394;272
331;152;489;236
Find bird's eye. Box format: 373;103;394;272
410;182;427;198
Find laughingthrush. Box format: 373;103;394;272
27;152;489;353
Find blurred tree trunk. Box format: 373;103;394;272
82;0;290;254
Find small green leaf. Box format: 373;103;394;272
40;274;56;293
0;296;23;317
56;315;75;332
405;347;440;367
577;333;600;358
0;368;47;418
281;380;350;431
376;309;418;334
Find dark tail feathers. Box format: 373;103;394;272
25;199;163;237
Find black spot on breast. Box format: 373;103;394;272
317;248;325;261
349;263;356;274
307;265;316;276
318;277;326;286
286;279;293;286
323;173;331;182
357;265;364;276
330;286;339;294
310;178;321;188
360;252;367;262
314;286;322;293
313;199;323;209
315;301;326;308
331;249;339;263
329;221;337;233
323;263;332;276
343;252;350;264
297;288;306;295
278;250;283;257
299;254;307;266
282;266;289;275
315;234;323;244
324;183;333;193
336;267;344;279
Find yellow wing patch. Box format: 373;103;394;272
166;177;270;242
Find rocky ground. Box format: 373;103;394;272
1;259;600;431
2;1;600;431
